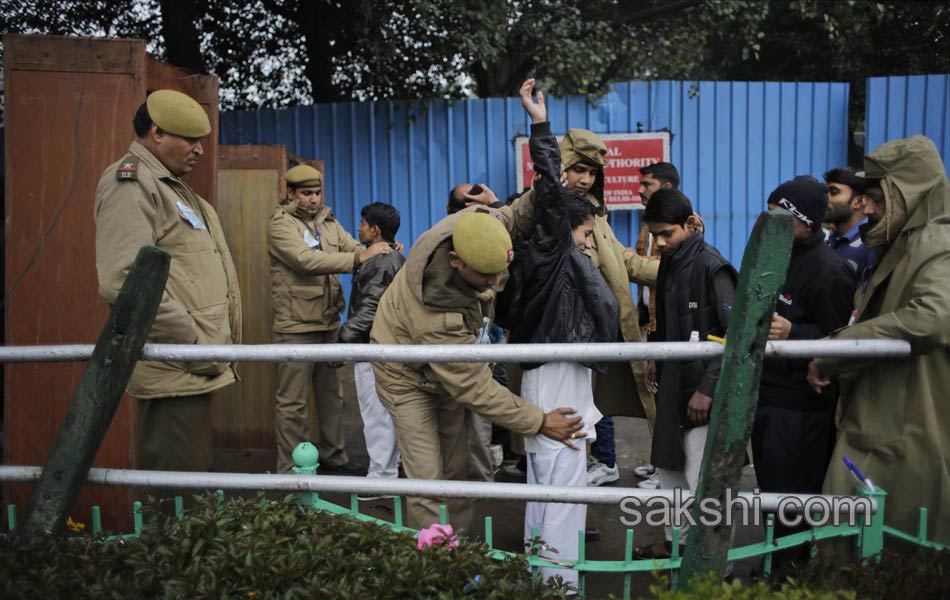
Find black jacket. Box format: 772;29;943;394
759;230;855;409
496;121;619;372
650;231;737;470
338;247;406;343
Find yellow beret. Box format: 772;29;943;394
452;212;513;274
146;90;211;138
285;165;323;187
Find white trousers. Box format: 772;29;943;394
656;425;708;543
656;425;735;573
525;444;587;588
354;362;400;478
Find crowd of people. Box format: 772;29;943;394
94;85;949;585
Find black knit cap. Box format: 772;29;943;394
767;176;828;231
823;166;867;194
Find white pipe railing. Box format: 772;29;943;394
0;339;912;363
0;466;876;515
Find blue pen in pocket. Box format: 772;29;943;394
842;455;876;492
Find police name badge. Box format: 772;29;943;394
176;200;206;230
303;229;321;249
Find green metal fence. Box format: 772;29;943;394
4;474;946;599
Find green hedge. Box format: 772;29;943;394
1;495;572;599
3;494;946;599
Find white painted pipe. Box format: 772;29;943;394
0;339;912;364
0;466;876;515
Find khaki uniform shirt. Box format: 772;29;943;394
268;203;362;333
94;141;242;399
371;207;544;437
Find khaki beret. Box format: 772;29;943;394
146;90;211;138
452;212;513;274
285;165;323;187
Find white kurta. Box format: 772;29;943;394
521;361;599;588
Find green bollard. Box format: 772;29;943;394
292;442;320;508
857;486;886;562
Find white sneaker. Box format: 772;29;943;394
490;444;504;469
633;464;656;479
637;471;660;489
587;460;620;486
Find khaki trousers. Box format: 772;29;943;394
274;330;348;473
374;380;473;531
466;411;495;482
138;393;211;472
137;393;211;506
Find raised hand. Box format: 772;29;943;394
519;78;547;124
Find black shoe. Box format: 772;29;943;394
585;528;600;542
319;459;365;475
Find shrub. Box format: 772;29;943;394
646;573;855;600
0;495;573;599
792;546;950;600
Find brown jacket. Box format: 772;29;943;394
635;213;705;332
94;141;242;399
555;129;660;421
370;206;544;437
268;202;362;333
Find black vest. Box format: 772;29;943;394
651;232;737;470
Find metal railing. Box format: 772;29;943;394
1;337;938;599
2;461;943;599
0;339;914;363
0;465;878;513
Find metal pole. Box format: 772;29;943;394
0;466;877;515
0;339;911;364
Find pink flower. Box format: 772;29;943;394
416;523;459;551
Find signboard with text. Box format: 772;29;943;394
515;132;671;210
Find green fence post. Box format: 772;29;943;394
680;211;794;584
857;487;886;562
292;442;320;508
20;246;170;537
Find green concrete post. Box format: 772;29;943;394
680;210;794;584
20;246;170;536
292;442;320;508
858;487;886;562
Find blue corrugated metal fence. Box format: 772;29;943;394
865;74;950;175
220;80;850;268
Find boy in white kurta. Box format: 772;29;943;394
496;79;619;587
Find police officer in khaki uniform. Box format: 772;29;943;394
94;90;242;473
371;210;585;531
269;165;393;474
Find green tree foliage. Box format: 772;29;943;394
1;0;947;111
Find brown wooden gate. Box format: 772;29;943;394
2;34;218;531
212;146;325;472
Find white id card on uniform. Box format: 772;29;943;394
176;200;206;230
303;229;320;248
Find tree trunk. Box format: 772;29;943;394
298;0;348;102
470;55;536;98
158;0;207;74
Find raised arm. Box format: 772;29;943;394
520;78;571;244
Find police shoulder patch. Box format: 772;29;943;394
115;156;139;182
